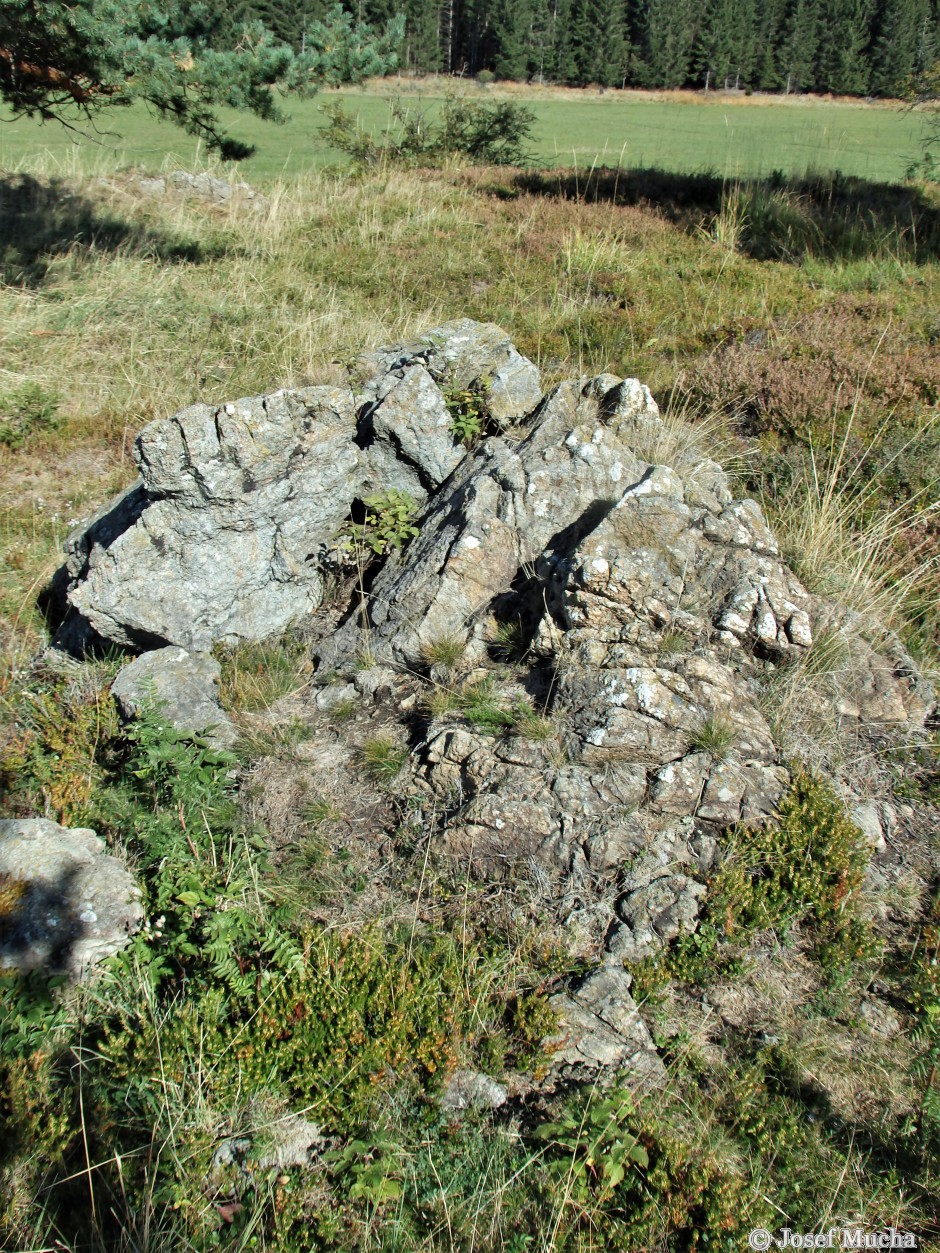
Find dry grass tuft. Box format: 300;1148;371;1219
768;403;940;633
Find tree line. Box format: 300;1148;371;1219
225;0;939;96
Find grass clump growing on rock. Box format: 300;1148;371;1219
688;713;736;762
216;634;309;713
420;632;467;671
424;675;557;742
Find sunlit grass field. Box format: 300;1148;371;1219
2;68;940;1252
0;82;930;182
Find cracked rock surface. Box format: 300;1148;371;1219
49;319;937;1080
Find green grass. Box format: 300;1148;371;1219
0;84;931;182
1;102;939;1252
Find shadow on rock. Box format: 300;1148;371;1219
0;819;143;981
0;864;84;976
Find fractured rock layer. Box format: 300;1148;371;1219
51;319;936;1075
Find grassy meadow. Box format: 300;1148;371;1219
0;81;931;182
1;82;940;1250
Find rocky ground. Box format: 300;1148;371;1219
8;319;936;1110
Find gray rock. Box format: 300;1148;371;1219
56;386;364;653
0;819;143;980
315;682;358;712
168;171;259;202
353;666;399;702
45;320;937;1036
858;997;902;1038
321;374;651;667
547;963;665;1085
111;647;237;749
255;1114;323;1169
361;364;466;503
358;318;542;427
850;800;886;853
609;874;708;963
818;608;935;729
440;1070;508;1111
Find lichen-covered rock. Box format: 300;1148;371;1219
56;386;364;653
0;819;143;980
360;364;467;504
441;1070;508;1111
320;372;655;667
111;646;237;748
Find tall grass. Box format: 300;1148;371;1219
767;397;940;636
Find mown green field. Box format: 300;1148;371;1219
0;85;930;182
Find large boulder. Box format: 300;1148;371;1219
0;819;143;980
55;386;364;653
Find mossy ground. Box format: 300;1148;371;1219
0;139;939;1249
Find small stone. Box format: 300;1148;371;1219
0;818;142;981
315;683;358;712
440;1070;507;1111
112;647;237;749
850;800;886;853
858;997;902;1038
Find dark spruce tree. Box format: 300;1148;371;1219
781;0;820;90
490;0;535;79
870;0;938;93
400;0;443;72
754;0;788;88
641;0;697;87
569;0;630;86
543;0;580;83
817;0;875;92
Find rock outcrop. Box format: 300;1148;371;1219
0;819;143;980
50;319;936;1077
52;319;542;657
55;386;362;653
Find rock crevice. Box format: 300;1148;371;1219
49;319;936;1070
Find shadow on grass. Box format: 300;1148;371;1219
0;171;211;285
509;166;940;264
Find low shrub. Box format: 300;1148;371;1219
341;488;420;558
633;771;876;992
0;381;59;449
321;95;535;170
